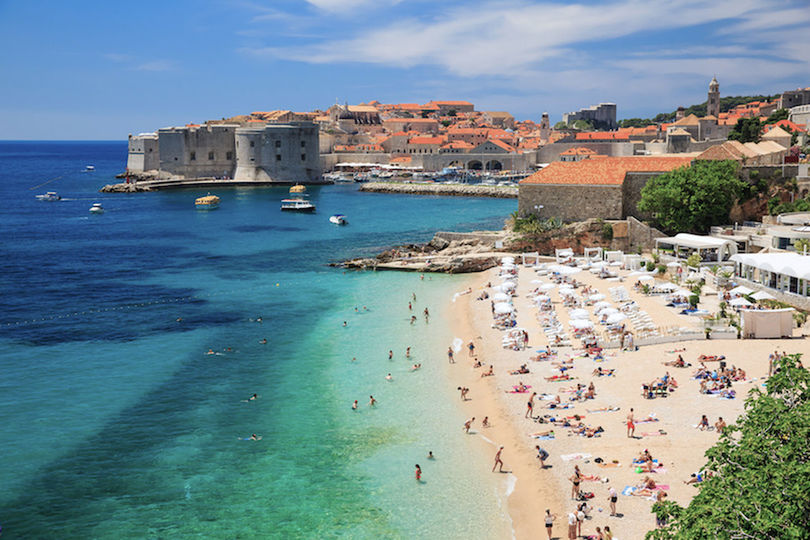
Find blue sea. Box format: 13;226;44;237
0;142;517;539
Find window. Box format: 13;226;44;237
250;140;255;148
275;140;281;148
276;154;281;161
226;151;233;160
208;151;214;160
190;152;196;161
301;140;306;148
301;154;306;161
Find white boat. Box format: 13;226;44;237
280;198;316;212
89;203;104;214
85;165;95;171
36;191;61;201
195;193;220;209
329;214;348;225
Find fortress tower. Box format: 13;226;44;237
707;76;720;118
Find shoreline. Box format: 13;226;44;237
448;272;564;539
360;182;518;198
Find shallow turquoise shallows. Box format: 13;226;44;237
0;142;516;539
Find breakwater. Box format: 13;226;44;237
360;182;518;198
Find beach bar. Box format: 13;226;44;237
655;233;737;263
730;253;810;298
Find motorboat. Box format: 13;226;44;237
89;203;104;214
281;198;316;212
36;191;61;201
289;184;307;194
195;193;220;209
329;214;348;225
85;165;95;171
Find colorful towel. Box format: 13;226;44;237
560;452;591;462
622;486;637;496
587;407;620;413
532;434;555;440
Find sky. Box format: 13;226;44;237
0;0;808;139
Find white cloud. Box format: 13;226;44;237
305;0;400;12
134;60;174;72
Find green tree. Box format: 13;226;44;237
647;354;810;540
447;109;457;117
794;238;810;254
638;160;746;233
573;119;594;131
765;108;789;123
728;117;762;143
553;121;568;130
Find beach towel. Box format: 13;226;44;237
560;452;591;462
621;486;637;496
532;434;555;440
635;466;667;474
635;417;659;424
587;407;620;413
596;461;621;468
640;430;667;437
508;385;532;393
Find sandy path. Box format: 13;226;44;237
454;262;806;540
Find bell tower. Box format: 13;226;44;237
707;76;720;118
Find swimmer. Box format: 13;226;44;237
389;350;394;360
249;393;258;401
369;395;377;407
342;321;347;327
176;317;183;322
406;347;411;358
412;293;417;301
352;357;357;362
410;315;417;324
206;349;215;355
225;347;233;352
363;305;369;311
250;433;260;441
411;363;422;370
352;400;358;410
386;373;393;381
424;307;430;319
354;307;359;312
259;339;267;344
256;317;262;323
427;451;434;459
408;302;412;310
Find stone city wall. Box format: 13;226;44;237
518;184;623;221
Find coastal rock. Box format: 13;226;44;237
360;182;518;198
100;183;153;193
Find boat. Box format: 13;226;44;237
36;191;61;201
85;165;95;171
281;198;316;212
289;184;307;194
195;193;220;209
89;203;104;214
329;214;348;225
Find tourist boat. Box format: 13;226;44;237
329;214;348;225
280;198;316;212
36;191;61;201
289;184;307;194
85;165;95;171
195;193;220;209
89;203;104;214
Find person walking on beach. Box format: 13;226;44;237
544;509;556;539
570;465;582;499
626;408;635;438
468;341;475;357
608;485;618;516
492;446;504;472
415;464;422;482
448;347;455;363
567;511;577;540
526;391;536;418
463;417;475;433
458;386;469;400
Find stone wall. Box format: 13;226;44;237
518;184;623;221
536;142;634;163
157;125;237;178
320;153;390;171
233;123;321;183
622;171;663;220
126;134;159;172
420;151;534;172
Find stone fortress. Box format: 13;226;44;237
126;122;322;185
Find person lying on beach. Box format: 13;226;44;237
663;354;690;367
473;359;483;368
698;354;725;362
481;365;494;377
592;367;615;376
509;364;530;375
546;374;573;381
572;424;604;437
531;429;554;438
684;472;705;485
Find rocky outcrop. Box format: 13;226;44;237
360;182;518;198
100;183;153;193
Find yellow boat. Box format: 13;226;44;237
289;184;306;194
195;194;220;209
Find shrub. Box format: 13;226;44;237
657;264;667;274
689;294;699;308
601;222;614;241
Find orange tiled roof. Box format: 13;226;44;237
520;156;693;186
430;100;474;106
559;146;599;156
487;139;517;153
574;132;630;141
390;156;412;163
408;136;444;145
441;140;475;149
765;120;806;133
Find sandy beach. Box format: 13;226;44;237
448;261;806;540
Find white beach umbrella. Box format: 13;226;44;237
593;301;612;310
494;302;514;314
531;279;544;284
751;290;775;301
535;294;551;303
588;293;606;301
605;313;627;324
540;283;556;291
570;319;594;329
569;308;590;319
558;288;577;296
730;297;753;307
597;307;619;316
669;288;692;297
666;261;682;268
500;280;516;288
637;275;655;282
493;292;511;302
610;261;623;267
501;256;515;264
656;282;678;292
729;285;753;296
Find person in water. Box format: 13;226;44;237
249;393;258;401
352;400;358;410
427;451;434;460
386;373;393;381
369;395;377;407
415;464;422;481
259;339;267;344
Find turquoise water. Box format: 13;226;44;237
0;142;516;538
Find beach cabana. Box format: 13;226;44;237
593;301;612;310
540;283;556;291
729;297;753;308
584;247;603;262
555;248;574;263
740;308;794;338
655;233;737;263
637;275;654;282
729;285;753;297
588;293;606;301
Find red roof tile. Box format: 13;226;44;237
520;156;693;186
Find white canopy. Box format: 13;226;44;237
730;297;753;307
666;261;682;267
638;275;655;282
598;307;619;316
593;301;612;310
559;288;577;296
605;313;627;324
656;282;678;291
569;309;590;319
570;319;594;329
729;285;753;296
494;302;514;314
751;290;776;301
731;253;810;280
535;294;551;302
500;280;516;289
540;283;556;291
501;257;515;264
492;292;511;302
588;293;606;301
